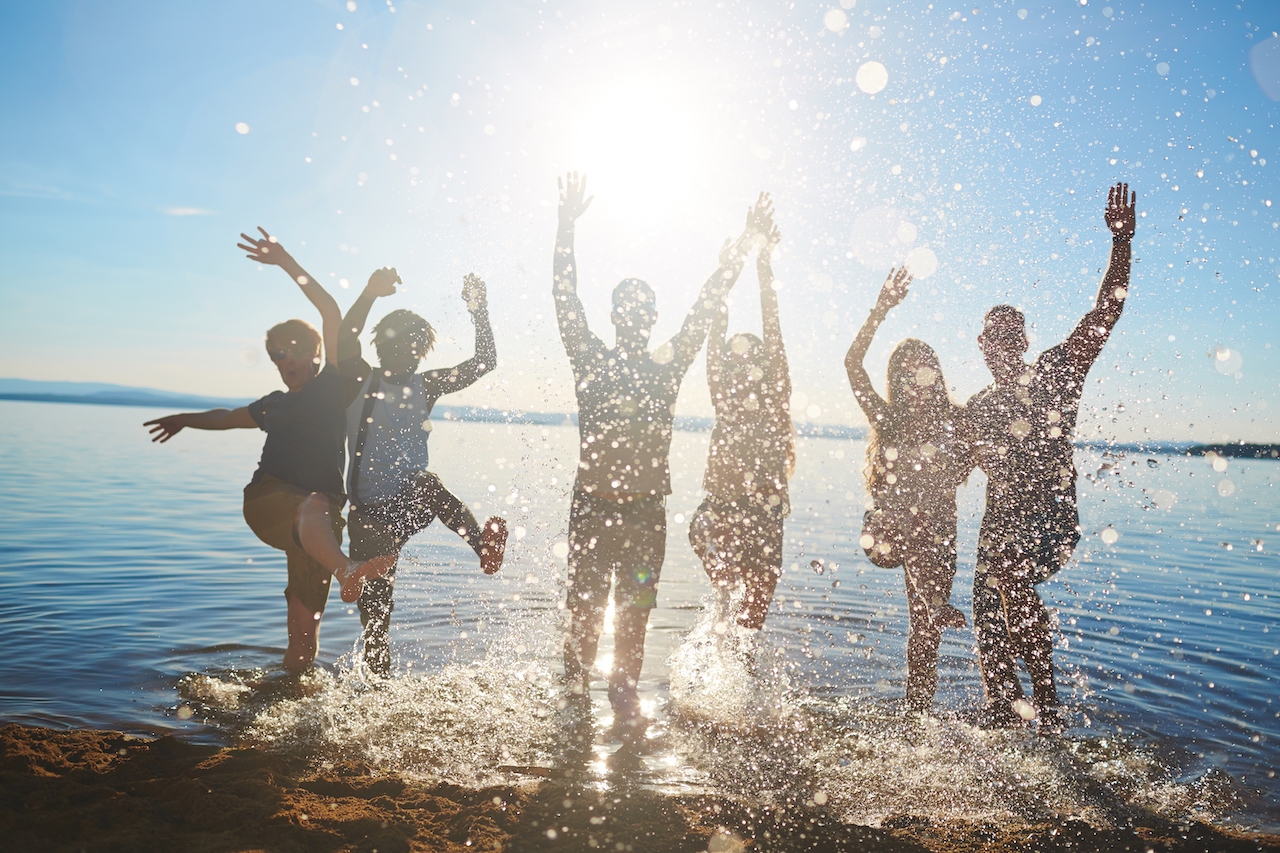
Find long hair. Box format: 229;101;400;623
864;338;964;497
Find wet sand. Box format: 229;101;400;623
2;724;1276;853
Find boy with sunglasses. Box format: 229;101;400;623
144;228;394;672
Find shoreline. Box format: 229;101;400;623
3;724;1276;852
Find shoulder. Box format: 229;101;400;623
965;384;995;410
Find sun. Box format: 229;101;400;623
572;82;700;221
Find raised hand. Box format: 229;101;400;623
877;266;913;311
366;267;400;298
144;414;186;443
237;227;297;268
558;172;593;225
462;272;488;312
1106;181;1137;240
762;222;782;258
749;191;774;239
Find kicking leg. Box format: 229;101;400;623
296;493;394;603
417;473;506;573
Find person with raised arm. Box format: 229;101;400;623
845;267;973;714
553;171;763;746
690;204;795;633
966;182;1138;728
143;228;393;672
334;270;507;678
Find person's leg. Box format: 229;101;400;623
1003;579;1059;712
284;588;321;671
736;508;783;630
295;493;394;603
972;559;1027;720
244;479;337;671
416;472;506;573
608;497;665;741
902;555;942;712
563;492;611;696
349;505;406;677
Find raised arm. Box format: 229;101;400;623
1063;182;1136;369
337;266;401;369
553;172;602;360
143;407;256;443
421;273;497;399
237;227;341;366
667;194;770;373
704;240;734;400
844;267;911;428
757;221;791;401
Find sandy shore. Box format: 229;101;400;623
2;724;1276;853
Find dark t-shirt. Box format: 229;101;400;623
966;343;1088;538
247;364;357;499
569;337;687;497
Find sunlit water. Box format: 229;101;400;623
1;400;1276;831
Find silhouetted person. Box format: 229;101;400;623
336;271;507;678
690;204;795;632
966;182;1137;727
144;228;392;671
553;171;763;745
846;267;972;713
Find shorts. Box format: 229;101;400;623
348;472;442;563
688;494;785;574
243;475;345;615
567;489;666;611
978;497;1081;585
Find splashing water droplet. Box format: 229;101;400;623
234;122;250;135
855;61;888;94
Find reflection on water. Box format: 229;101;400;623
0;400;1277;830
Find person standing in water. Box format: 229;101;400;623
553;171;763;743
335;270;507;678
966;182;1137;727
144;228;393;672
845;267;972;713
690;202;795;632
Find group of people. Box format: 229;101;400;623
148;174;1137;745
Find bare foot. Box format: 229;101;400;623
481;516;507;575
933;603;968;630
337;554;396;603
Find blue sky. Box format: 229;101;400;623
1;0;1277;441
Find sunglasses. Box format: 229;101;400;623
267;347;317;363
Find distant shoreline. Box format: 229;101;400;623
4;393;1259;453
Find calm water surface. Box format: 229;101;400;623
0;400;1276;830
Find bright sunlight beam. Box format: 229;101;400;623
572;82;701;223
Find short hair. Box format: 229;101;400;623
612;278;656;312
265;319;321;354
983;304;1025;334
373;309;436;355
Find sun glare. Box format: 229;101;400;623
573;83;700;220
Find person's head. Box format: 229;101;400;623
885;338;949;416
611;278;657;344
265;319;322;392
372;309;436;375
977;304;1029;381
720;332;767;398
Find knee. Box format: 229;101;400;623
298;492;331;519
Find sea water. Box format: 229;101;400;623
0;399;1276;830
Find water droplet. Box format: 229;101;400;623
1100;527;1120;545
855;61;889;94
823;9;848;31
1156;61;1170;76
234;122;250;134
1029;94;1042;106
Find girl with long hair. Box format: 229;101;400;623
844;267;972;712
